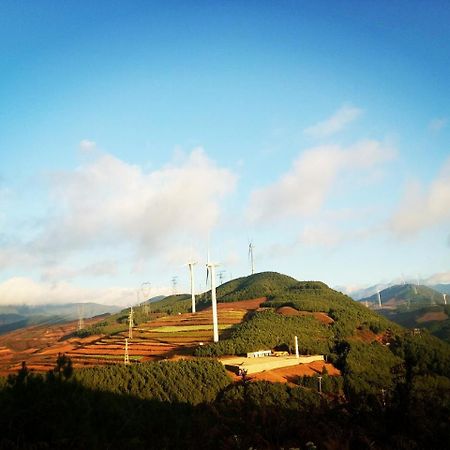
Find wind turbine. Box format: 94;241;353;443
443;293;447;305
377;290;382;308
248;241;255;275
206;248;219;343
187;261;197;313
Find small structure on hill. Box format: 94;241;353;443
246;350;272;358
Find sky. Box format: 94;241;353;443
0;0;449;305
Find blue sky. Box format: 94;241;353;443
0;1;449;305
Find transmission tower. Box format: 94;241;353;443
128;306;134;340
171;276;178;295
217;270;226;285
77;304;84;331
124;339;130;365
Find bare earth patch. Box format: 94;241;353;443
248;361;340;384
417;311;448;323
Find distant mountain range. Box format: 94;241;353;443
0;302;120;335
357;284;449;343
358;284;446;309
346;283;450;300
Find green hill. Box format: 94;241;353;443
196;273;396;357
360;284;444;310
380;304;450;343
359;284;450;343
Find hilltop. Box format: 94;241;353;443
359;284;445;309
359;284;450;343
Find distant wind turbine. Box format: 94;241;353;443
248;241;255;275
187;261;197;313
377;290;382;308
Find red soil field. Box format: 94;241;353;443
0;297;343;378
416;311;448;323
246;361;340;384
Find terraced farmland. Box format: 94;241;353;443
0;298;264;374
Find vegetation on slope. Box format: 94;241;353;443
75;358;231;404
196;275;395;357
151;294;192;315
196;309;333;356
380;304;450;343
1;350;449;449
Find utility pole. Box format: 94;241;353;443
77;304;84;331
128;306;134;340
124;339;130;365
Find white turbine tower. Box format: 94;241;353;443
206;249;219;343
187;261;197;313
377;290;382;308
248;241;255;275
444;293;447;305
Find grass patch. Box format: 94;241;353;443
149;324;232;333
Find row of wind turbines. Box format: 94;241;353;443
186;242;256;343
366;280;448;309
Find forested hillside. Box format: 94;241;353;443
1;349;449;449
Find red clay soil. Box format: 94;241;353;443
247;361;340;384
416;311;448;323
0;317;106;375
350;328;378;343
276;306;300;316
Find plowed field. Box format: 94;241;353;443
0;298;265;374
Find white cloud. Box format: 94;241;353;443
29;148;236;259
428;117;448;132
390;156;450;235
79;139;97;152
0;277;172;306
425;271;450;285
299;225;344;248
247;140;395;223
40;260;118;283
304;104;363;138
